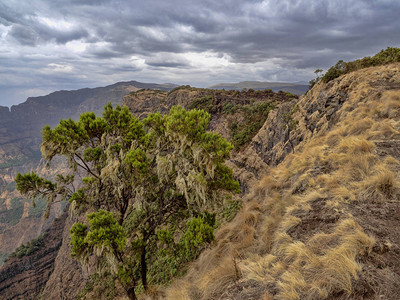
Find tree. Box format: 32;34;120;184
16;104;239;299
308;69;324;89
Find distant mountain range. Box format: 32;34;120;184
208;81;309;95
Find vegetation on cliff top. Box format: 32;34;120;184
310;47;400;89
16;104;239;299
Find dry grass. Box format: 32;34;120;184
162;64;400;300
377;90;400;118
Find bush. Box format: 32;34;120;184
322;47;400;83
187;95;216;113
229;102;275;148
10;235;44;258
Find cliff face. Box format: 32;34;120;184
40;213;90;300
0;209;68;300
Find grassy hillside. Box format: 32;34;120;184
164;63;400;300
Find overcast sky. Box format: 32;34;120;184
0;0;399;107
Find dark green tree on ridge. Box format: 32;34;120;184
16;103;239;300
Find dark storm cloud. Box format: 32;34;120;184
7;21;89;46
1;0;400;106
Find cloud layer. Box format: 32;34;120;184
1;0;399;106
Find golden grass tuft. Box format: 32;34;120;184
368;119;399;139
337;136;375;154
339;153;376;181
358;165;397;201
240;254;276;282
197;257;238;300
345;117;373;135
378;90;400;118
164;280;192;300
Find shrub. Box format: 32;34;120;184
229;102;275;148
322;47;400;83
10;235;44;258
187;95;216;113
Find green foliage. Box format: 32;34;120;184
86;210;126;253
10;235;44;258
70;223;89;258
222;102;237;114
146;212;216;285
187;95;216;113
229;101;275;148
321;47;400;83
17;103;239;300
180;215;215;260
15;172;60;218
221;199;242;222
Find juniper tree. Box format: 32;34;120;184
16;104;239;300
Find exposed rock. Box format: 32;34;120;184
0;210;68;300
40;213;89;300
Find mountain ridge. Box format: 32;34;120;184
209;80;309;95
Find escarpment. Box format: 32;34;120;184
122;87;297;191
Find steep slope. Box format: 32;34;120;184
0;209;68;300
165;63;400;300
3;62;400;299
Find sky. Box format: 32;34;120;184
0;0;399;107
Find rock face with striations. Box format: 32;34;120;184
0;209;68;299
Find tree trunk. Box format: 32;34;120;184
141;245;148;291
126;287;137;300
